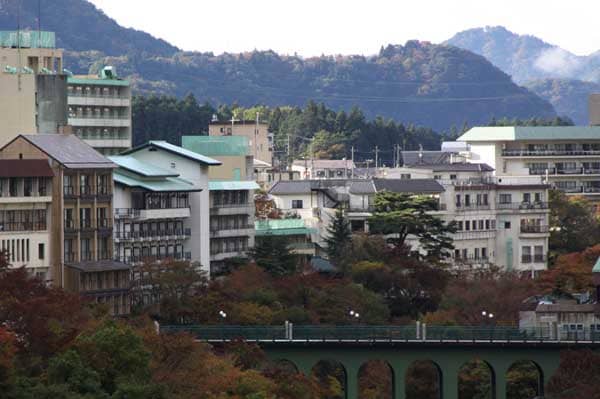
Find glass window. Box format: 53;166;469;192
292;200;303;209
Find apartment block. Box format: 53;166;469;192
0;31;68;145
118;141;220;272
0;159;53;280
292;159;356;180
0;133;130;315
110;155;201;265
458;126;600;199
209;120;273;164
182;136;258;275
68;66;132;155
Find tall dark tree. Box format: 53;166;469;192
368;192;456;260
324;208;352;268
251;237;298;277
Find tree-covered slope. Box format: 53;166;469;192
0;0;178;56
0;1;557;131
525;78;600;125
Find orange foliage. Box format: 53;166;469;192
537;244;600;293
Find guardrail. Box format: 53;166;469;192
160;324;600;343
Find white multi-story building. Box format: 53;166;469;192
269;164;550;275
291;159;356;180
457;126;600;199
68;67;132;155
115;141;220;273
0;159;53;280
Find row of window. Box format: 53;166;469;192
453;247;489;261
80;270;129;292
0;210;47;232
63;174;111;196
455;219;496;232
456;192;544;207
210;237;249;255
131;192;189;210
94;293;130;316
116;220;186;237
64;237;111;261
69;85;128;98
68;107;128;119
64;207;110;229
211;190;250;207
0;177;50;197
210;215;251;231
1;239;45;263
116;244;186;260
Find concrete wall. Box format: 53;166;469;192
209;122;271;164
590;94;600;126
37;74;68;133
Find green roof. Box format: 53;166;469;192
122;141;221;166
109;156;177;178
593;257;600;273
209;180;260;191
0;31;55;48
182;135;250;156
113;171;200;192
458;126;600;142
255;219;316;236
68;77;129;87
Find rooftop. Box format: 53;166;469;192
269;178;444;195
373;178;445;194
292;159;356;169
255;219;316;236
7;134;115;169
402;151;452;166
406;163;495;172
122;141;221;166
65;259;130;273
0;31;55;49
113;171;199;192
68;76;129;87
109;156;178;178
458;126;600;142
209;180;260;191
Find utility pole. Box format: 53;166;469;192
392;144;397;169
375;146;379;170
286;134;291;172
254;111;259;161
351;146;355;179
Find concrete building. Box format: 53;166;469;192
458;126;600;199
590;94;600;126
209;120;273;164
118;141;220;273
109;155;201;266
67;66;132;155
0;133;130;315
0;159;54;280
292;159;356;180
0;31;68;146
181;135;258;274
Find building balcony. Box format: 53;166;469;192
210;202;254;215
138;207;191;220
453;256;491;265
520;225;550;234
0;222;47;232
522;255;547;264
496;202;548;211
64;253;77;263
68;95;131;107
64;219;78;233
453;230;496;240
80;219;94;231
64;185;77;199
503;149;600;157
209;225;254;238
96;185;112;201
115;252;192;265
0;194;52;204
114;208;140;219
455;203;491;212
114;228;191;242
80;251;93;262
210;248;249;261
69;117;131;128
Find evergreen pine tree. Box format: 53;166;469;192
324;208;352;265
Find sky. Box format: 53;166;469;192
89;0;600;56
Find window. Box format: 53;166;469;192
291;200;303;209
457;221;463;231
434;175;442;180
400;174;411;180
499;194;512;204
485;220;490;230
465;194;471;207
462;249;468;259
522;246;532;263
534;192;542;202
23;178;32;197
38;243;45;260
454;249;460;259
504;221;511;229
534;245;544;262
481;248;488;259
491;220;496;229
474;248;480;259
478;220;484;230
472;220;477;231
455;195;461;207
465;221;470;231
523;193;531;203
450;174;457;180
483;194;488;205
9;178;18;197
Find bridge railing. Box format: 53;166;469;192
160;324;600;343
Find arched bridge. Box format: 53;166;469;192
161;324;600;399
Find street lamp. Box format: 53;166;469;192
349;310;360;322
218;310;227;321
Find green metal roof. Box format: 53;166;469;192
593;257;600;273
182;135;250;156
458;126;600;142
67;77;129;87
113;171;199;192
121;141;221;166
209;180;260;191
0;31;55;48
109;156;178;178
255;219;316;236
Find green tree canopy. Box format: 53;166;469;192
251;236;299;277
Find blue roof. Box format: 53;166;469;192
122;141;222;166
108;155;178;177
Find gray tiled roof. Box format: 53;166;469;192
65;259;131;273
269;180;313;195
19;134;115;169
429;163;494;172
402;151;450;166
269;179;376;195
373;178;445;194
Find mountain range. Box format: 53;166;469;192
0;0;574;131
446;26;600;124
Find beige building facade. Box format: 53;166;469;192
209;120;273;164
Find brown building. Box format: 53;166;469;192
0;133;130;315
208;120;273;165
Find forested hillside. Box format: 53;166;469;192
0;1;557;132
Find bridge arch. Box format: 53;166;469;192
271;358;299;374
311;359;347;399
405;359;442;399
458;358;495;399
358;360;394;399
506;360;544;399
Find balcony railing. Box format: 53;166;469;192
115;252;191;265
68;92;129;99
455;203;491;211
97;251;111;261
64;252;76;262
80;251;93;261
97;185;111;197
115;228;191;241
64;219;77;231
454;256;491;264
63;185;76;197
497;202;548;210
80;219;93;229
97;218;112;229
114;208;140;218
520;225;549;234
521;254;546;263
503;149;600;157
0;222;47;232
80;185;92;196
210;202;253;209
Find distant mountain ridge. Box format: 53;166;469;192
0;1;557;132
446;26;600;124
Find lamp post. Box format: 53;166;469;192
218;310;227;324
349;310;360;324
